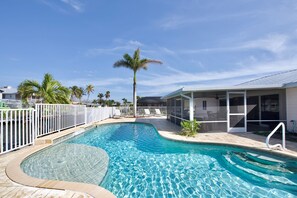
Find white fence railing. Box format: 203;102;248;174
36;104;115;137
0;105;115;154
0;109;35;154
0;105;166;154
86;107;115;124
36;104;87;137
118;106;167;116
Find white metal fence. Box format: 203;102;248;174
86;107;115;124
0;109;35;154
0;105;115;154
118;106;167;116
0;105;166;154
36;104;87;137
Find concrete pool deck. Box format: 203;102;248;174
137;117;297;158
1;117;297;198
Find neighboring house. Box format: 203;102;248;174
0;86;19;100
0;86;22;108
137;97;167;106
163;69;297;133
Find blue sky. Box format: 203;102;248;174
1;0;297;101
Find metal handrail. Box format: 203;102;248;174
265;122;286;150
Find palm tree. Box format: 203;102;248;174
86;84;94;102
18;73;70;104
105;91;110;106
69;86;78;100
69;86;85;103
18;82;34;105
97;93;104;106
122;98;128;106
77;87;85;103
114;48;162;117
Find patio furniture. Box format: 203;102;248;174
144;109;151;116
113;109;121;119
155;109;162;116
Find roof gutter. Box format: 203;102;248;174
161;88;184;100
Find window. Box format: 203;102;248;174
261;94;279;120
203;100;207;110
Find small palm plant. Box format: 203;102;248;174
180;119;201;137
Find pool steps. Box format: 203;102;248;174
221;151;297;193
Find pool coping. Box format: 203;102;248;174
5;117;297;198
157;130;297;159
5;122;116;198
154;128;297;160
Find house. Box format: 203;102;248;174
162;69;297;132
0;86;19;100
0;86;22;108
137;97;167;106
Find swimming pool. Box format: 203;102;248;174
21;123;297;197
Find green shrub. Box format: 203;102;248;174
180;119;200;137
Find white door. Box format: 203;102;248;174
227;92;247;132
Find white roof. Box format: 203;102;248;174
238;69;297;87
162;69;297;99
0;86;18;94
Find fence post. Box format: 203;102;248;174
74;105;77;127
58;105;61;132
85;106;88;124
36;105;39;137
0;110;3;153
32;109;36;145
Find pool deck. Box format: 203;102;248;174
137;117;297;157
1;117;297;198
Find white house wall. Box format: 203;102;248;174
286;87;297;131
194;98;218;117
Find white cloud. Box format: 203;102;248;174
40;0;84;13
86;40;144;56
159;16;192;30
60;0;83;12
137;57;297;88
241;34;288;54
62;77;131;87
159;11;263;30
180;34;289;55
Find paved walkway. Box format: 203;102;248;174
137;117;297;157
1;117;296;198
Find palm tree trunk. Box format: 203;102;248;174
133;71;137;117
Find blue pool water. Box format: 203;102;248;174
22;123;297;197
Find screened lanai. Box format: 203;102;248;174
164;86;287;133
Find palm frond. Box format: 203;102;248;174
133;48;140;63
113;59;132;69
